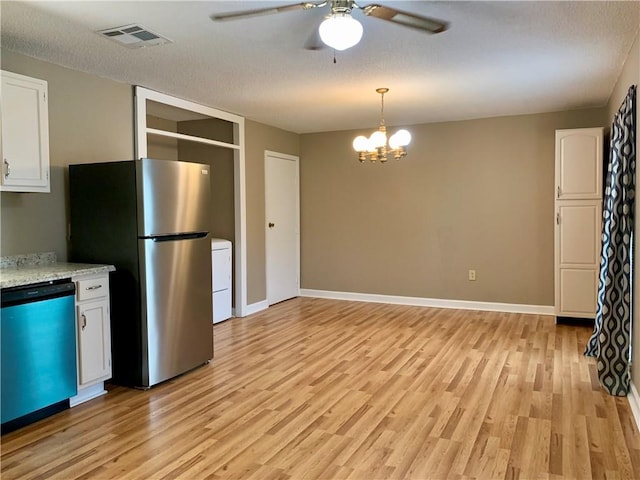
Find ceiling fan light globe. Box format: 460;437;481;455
389;129;411;148
319;14;363;51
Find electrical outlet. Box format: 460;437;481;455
468;270;477;281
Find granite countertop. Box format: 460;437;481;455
0;252;115;289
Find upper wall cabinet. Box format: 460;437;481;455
555;128;603;200
0;70;50;193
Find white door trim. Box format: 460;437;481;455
265;150;300;305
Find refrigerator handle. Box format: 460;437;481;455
146;232;209;242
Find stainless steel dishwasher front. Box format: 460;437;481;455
1;279;77;433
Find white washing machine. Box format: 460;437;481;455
211;238;232;323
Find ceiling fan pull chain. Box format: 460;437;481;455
333;49;336;64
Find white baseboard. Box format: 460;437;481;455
299;289;555;315
69;382;107;407
629;382;640;433
243;299;269;316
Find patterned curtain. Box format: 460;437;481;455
585;85;636;396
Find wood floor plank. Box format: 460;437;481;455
2;297;640;479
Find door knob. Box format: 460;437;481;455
268;222;275;228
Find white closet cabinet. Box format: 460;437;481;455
0;70;50;193
554;127;604;319
70;273;112;406
556;128;603;199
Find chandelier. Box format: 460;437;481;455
352;88;411;163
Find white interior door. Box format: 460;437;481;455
265;151;300;306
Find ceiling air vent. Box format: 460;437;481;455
96;24;172;49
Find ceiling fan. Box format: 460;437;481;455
211;0;449;51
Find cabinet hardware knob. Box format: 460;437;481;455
81;314;87;330
556;213;560;225
3;159;10;178
86;285;102;290
557;186;561;198
268;222;275;228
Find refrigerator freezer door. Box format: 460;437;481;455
137;158;211;237
139;235;213;387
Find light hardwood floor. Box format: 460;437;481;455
2;297;640;479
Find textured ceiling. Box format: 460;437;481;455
1;1;638;134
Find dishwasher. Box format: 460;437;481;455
1;279;77;434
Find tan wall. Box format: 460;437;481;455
177;120;236;304
156;117;300;306
0;50;299;308
177;118;236;243
605;30;640;389
300;108;607;306
142;116;236;244
147;116;178;160
0;50;134;260
607;31;639;121
245;120;300;305
0;49;622;314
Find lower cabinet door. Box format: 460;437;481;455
558;268;598;317
555;199;602;318
77;301;111;385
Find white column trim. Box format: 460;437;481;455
244;300;269;316
629;382;640;433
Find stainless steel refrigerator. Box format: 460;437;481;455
69;158;213;388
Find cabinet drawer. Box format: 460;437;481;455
76;277;108;301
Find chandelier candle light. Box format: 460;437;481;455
353;88;411;163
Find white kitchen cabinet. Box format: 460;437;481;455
555;201;602;317
70;273;112;406
0;70;50;193
555;128;603;200
554;127;604;320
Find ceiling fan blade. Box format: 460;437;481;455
361;4;448;34
211;2;324;21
